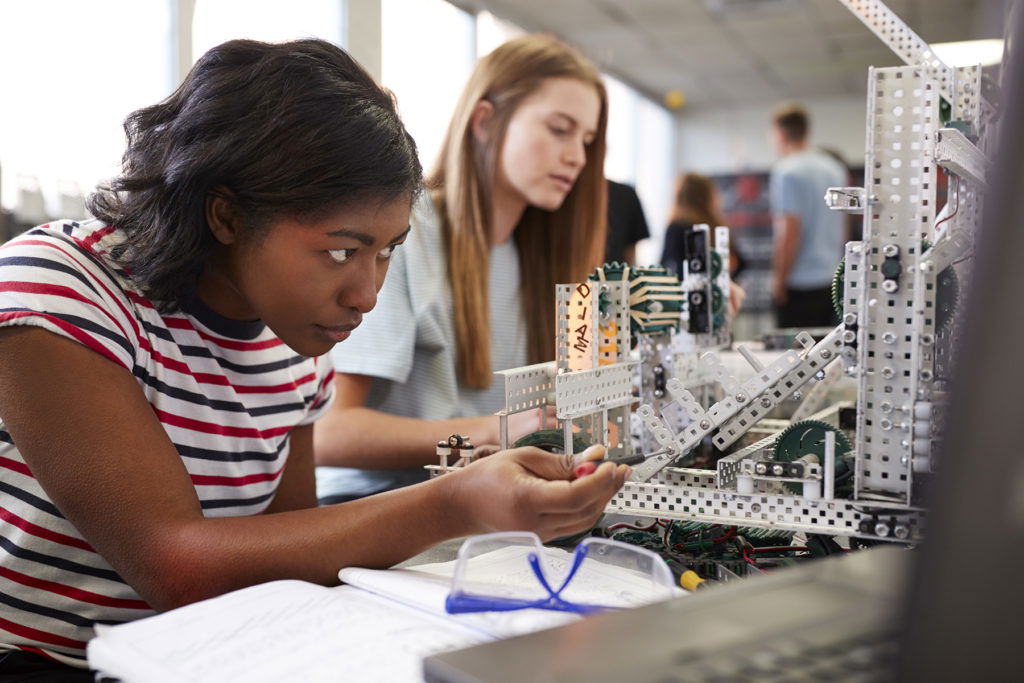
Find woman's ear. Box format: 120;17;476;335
470;100;495;145
205;188;239;246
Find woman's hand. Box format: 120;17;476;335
444;444;628;542
502;405;559;444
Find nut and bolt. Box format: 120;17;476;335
920;369;934;382
882;279;898;293
821;349;833;359
880;419;893;431
754;462;769;475
771;464;786;476
881;367;895;379
883;244;900;258
699;419;712;430
882;332;897;344
893;524;911;540
874;521;892;537
842;330;857;344
921;334;934;346
843;313;858;326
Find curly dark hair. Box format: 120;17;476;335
87;38;422;312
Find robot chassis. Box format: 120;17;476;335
431;0;994;546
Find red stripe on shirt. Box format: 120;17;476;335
13;238;138;342
76;224;116;250
0;506;94;553
162;317;284;351
154;409;292;439
234;372;317;394
190;462;287;487
0;566;150;611
0;311;126;368
0;455;32;478
0;616;87;649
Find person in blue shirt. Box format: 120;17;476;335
769;103;846;329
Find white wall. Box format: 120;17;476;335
676;94;867;175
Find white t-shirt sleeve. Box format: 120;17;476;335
0;229;138;371
329;240;417;384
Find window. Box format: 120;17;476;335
192;0;344;61
380;0;474;172
604;73;676;265
0;0;173;218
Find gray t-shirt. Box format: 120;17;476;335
315;195;527;500
769;149;847;289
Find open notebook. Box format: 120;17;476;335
87;544;683;682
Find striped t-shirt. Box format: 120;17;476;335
0;219;335;666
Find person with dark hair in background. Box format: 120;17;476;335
769;103;846;328
605;178;649;264
661;172;746;314
0;39;626;679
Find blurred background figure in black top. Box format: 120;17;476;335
605;179;650;265
661;172;745;279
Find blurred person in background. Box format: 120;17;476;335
768;103;845;328
661;171;745;314
605;178;649;264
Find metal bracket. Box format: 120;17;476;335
934;127;989;187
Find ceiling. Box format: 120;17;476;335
449;0;1007;110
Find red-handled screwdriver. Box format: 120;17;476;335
574;452;664;478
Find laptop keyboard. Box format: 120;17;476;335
666;622;898;682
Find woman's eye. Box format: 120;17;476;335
378;244;400;260
327;248;356;264
549;125;570;136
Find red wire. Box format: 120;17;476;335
748;545;808;553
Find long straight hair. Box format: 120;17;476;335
430;35;608;389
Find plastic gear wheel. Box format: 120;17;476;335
772;419;852;495
512;428;590;455
830;247;958;332
589;262;683;337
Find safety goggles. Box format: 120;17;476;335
445;531;676;616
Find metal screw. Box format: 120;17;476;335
754;462;768;475
881;401;893;413
735;393;746;403
821;349;833;359
792;391;802;401
893;524;911;540
699;419;711;430
653;364;664;375
760;397;772;409
883;244;900;258
882;332;897;344
880;419;893;431
691;292;704;305
751;503;762;513
771;463;786;476
843;313;858;326
920;369;933;382
881;367;895;380
653;389;664;399
842;330;857;344
874;521;892;537
882;279;898;293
